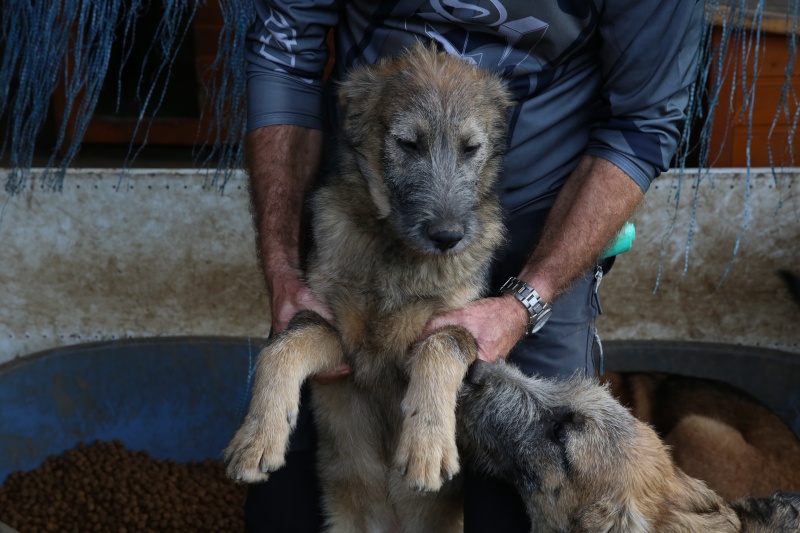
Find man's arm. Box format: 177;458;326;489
422;155;643;362
247;124;331;334
249;124;351;385
244;2;349;382
519;156;643;303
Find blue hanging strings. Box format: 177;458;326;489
766;0;800;216
193;0;250;192
653;0;792;291
715;0;762;289
0;0;250;195
1;0;77;194
44;0;133;192
121;0;198;176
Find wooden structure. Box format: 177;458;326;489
707;5;800;166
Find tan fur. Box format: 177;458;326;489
225;43;511;531
458;361;800;533
602;372;800;501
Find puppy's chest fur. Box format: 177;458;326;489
306;178;492;370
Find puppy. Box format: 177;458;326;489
225;43;511;531
601;371;800;501
457;360;800;532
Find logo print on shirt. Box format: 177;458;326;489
423;0;549;68
257;6;314;83
258;7;298;69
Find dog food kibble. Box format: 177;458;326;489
0;440;247;533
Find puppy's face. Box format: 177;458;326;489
457;361;642;530
340;44;511;255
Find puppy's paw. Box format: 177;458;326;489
394;406;460;492
223;403;300;483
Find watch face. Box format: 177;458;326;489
530;308;553;334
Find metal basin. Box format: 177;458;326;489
0;337;260;483
1;338;798;484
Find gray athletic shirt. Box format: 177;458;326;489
245;0;704;214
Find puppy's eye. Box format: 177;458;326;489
463;144;481;157
396;137;419;154
550;420;565;445
546;409;574;446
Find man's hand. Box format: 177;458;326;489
268;268;351;384
268;268;333;335
419;295;529;363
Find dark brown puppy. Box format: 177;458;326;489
602;371;800;502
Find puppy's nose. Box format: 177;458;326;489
427;224;464;251
466;360;491;386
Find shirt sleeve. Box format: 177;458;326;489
245;0;339;132
584;0;704;192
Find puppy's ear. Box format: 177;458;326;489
482;75;514;154
338;66;386;147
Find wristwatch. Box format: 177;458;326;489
500;277;552;336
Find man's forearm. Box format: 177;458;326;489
247;125;324;292
518;156;644;303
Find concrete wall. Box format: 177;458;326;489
597;169;799;354
0;170;270;365
1;168;798;365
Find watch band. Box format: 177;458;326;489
500;277;553;335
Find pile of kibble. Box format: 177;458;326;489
0;440;248;533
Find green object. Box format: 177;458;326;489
601;221;636;259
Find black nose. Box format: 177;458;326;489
466;360;491;386
427;224;464;251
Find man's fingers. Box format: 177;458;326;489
270;281;335;335
418;313;462;342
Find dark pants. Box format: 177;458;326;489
244;209;612;532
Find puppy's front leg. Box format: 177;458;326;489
394;325;477;492
225;311;344;483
